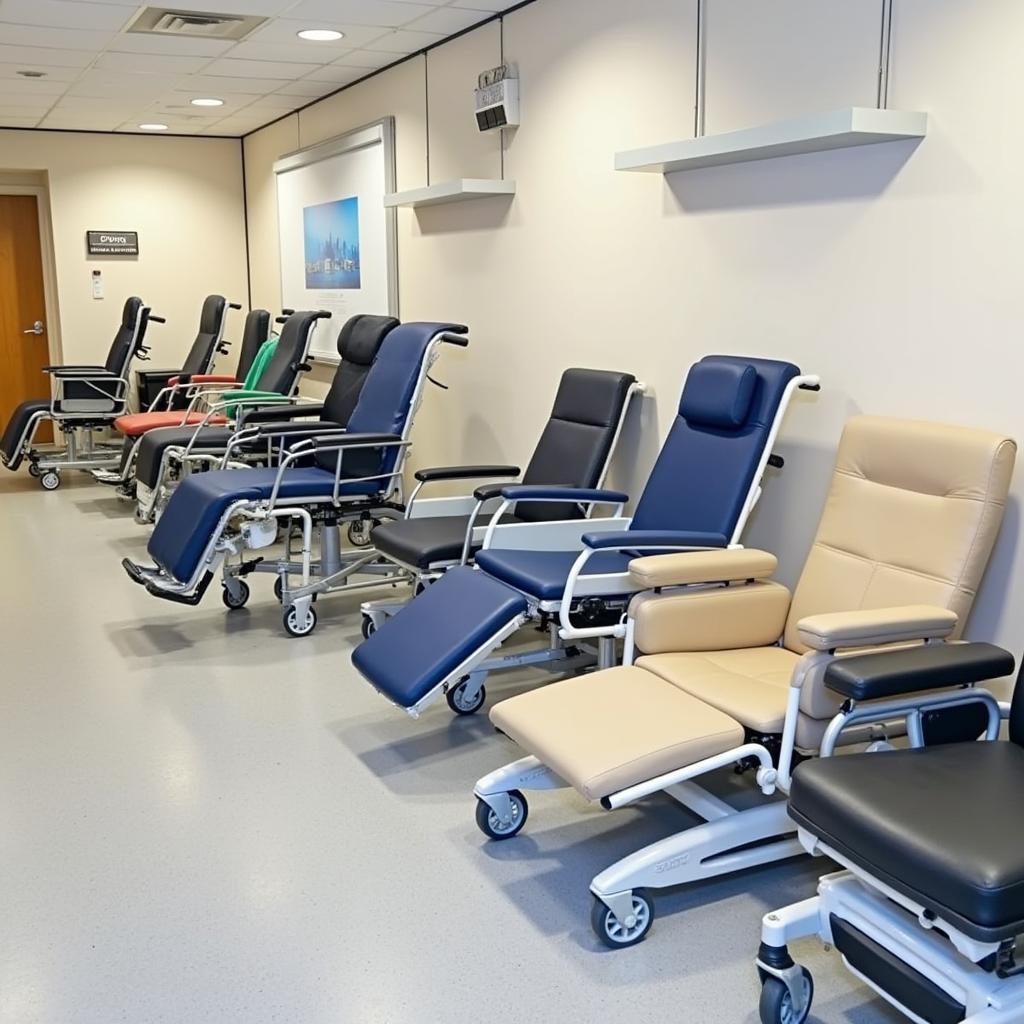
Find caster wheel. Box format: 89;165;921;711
475;791;528;840
361;614;377;640
222;581;250;610
446;677;486;715
27;463;41;478
273;576;285;603
40;471;61;491
347;518;379;548
591;891;655;949
759;968;813;1024
283;604;317;638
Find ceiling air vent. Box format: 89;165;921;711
127;7;267;40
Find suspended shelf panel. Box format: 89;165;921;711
384;178;516;208
614;107;928;174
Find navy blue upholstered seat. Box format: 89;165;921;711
145;322;459;585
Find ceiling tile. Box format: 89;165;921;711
237;92;305;110
405;5;492;33
287;0;435;29
0;25;117;51
203;57;313;80
145;0;298;14
0;44;94;67
186;73;292;95
55;94;150;110
68;71;184;98
0;0;136;31
304;64;366;84
0;76;72;95
0;97;58;112
223;41;346;65
94;51;212;75
105;34;235;58
365;29;444;53
245;19;386;48
0;116;44;127
333;49;398;70
0;62;82;80
448;0;514;9
274;79;338;97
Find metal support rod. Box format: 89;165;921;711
877;0;894;109
694;0;707;137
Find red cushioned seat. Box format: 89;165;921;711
115;411;228;436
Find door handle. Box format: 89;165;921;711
23;321;44;335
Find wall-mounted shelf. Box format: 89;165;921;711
614;107;928;174
383;178;516;208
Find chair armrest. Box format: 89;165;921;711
414;464;520;483
629;548;777;588
796;605;958;652
501;485;629;504
243;403;326;424
582;529;728;551
311;432;403;449
824;642;1015;701
183;374;239;385
251;421;344;438
46;366;112;376
474;480;521;501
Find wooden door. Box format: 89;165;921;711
0;195;52;442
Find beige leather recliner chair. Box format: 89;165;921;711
472;416;1016;949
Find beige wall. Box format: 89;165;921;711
243;0;1024;656
0;129;249;372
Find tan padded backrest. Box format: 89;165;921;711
783;415;1016;657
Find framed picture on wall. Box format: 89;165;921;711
274;117;397;362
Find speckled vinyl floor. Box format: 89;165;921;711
0;473;902;1024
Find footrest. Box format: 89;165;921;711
352;566;528;713
122;557;153;586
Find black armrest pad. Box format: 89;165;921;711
243;403;326;424
414;464;520;483
825;642;1016;701
252;421;344;438
46;365;110;375
312;432;402;448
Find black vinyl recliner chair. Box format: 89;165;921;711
360;367;641;632
0;296;163;489
756;642;1024;1024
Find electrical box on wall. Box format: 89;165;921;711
475;64;519;132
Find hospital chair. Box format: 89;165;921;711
470;416;1014;950
0;296;164;490
352;356;817;718
131;312;394;525
755;643;1022;1024
359;367;643;640
130;308;328;523
122;321;467;637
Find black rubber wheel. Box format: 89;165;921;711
475;791;528;840
347;518;379;548
222;581;250;610
283;604;317;638
361;615;377;640
273;576;285;603
759;968;813;1024
27;462;41;478
40;470;61;491
446;678;486;715
590;891;655;949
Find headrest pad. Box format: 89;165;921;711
679;360;757;429
338;314;400;366
121;296;143;330
551;368;637;427
199;294;227;335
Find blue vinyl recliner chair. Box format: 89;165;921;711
352;355;819;717
122;321;468;636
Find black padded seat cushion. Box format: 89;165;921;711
790;742;1024;942
373;512;522;569
135;425;235;490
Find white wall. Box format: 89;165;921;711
0;129;250;371
243;0;1024;658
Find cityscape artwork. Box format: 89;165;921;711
303;196;361;289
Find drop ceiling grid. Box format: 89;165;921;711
0;0;511;136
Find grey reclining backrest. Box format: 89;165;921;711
180;294;228;376
235;309;271;381
516;367;637;522
251;310;320;395
322;314;401;425
103;296;146;376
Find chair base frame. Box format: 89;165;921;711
758;857;1024;1024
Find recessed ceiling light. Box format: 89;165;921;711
297;28;343;41
17;70;47;78
139;123;168;131
190;97;224;107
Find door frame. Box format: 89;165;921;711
0;184;63;364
